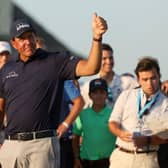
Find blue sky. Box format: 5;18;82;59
13;0;168;80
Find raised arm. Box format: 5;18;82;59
75;13;108;77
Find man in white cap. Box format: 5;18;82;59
0;41;11;149
0;41;11;69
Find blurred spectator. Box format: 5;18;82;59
0;41;11;148
0;41;11;69
57;80;84;168
161;80;168;96
80;43;138;109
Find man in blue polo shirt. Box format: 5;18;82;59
0;13;107;168
57;80;84;168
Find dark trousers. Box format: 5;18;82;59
81;158;109;168
60;138;73;168
158;144;168;168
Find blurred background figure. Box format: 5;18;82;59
0;41;11;148
0;41;11;69
57;80;84;168
120;72;137;91
80;43;138;109
161;80;168;96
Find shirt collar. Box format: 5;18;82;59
141;89;160;102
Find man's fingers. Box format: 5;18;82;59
92;12;98;22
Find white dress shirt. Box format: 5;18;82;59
109;88;168;151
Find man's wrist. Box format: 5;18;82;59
93;37;102;42
93;35;102;42
62;121;69;128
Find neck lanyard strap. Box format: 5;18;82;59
137;89;159;119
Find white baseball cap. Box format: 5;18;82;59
0;41;11;54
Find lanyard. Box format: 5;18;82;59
137;89;159;119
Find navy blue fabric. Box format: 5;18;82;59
60;139;74;168
0;49;80;135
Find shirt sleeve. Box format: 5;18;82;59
58;51;81;80
64;80;81;103
80;81;92;108
73;116;83;136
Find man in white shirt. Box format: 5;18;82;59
108;56;168;168
80;43;138;108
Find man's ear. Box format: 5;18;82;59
10;39;17;50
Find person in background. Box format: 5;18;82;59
161;80;168;96
57;80;84;168
0;41;11;168
157;80;168;168
108;56;168;168
73;78;116;168
0;41;11;69
0;41;11;147
121;72;135;78
80;43;138;109
0;13;107;168
120;72;136;92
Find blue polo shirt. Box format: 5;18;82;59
0;49;80;136
59;80;81;138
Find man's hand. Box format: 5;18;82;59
92;13;108;40
119;130;133;142
56;122;69;139
132;135;149;148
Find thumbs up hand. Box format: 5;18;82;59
92;13;108;41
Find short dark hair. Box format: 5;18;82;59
102;43;113;54
134;56;161;78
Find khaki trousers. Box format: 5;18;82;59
0;137;60;168
109;148;159;168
